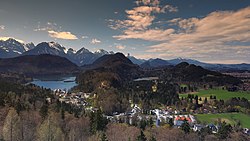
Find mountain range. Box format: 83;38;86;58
0;50;243;88
140;58;250;71
0;38;35;58
0;38;249;71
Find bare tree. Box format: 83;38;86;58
20;111;41;141
106;123;140;141
37;113;64;141
3;108;21;141
66;116;90;141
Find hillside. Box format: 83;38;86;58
165;62;242;86
77;53;142;91
81;53;141;78
140;58;172;69
0;54;79;76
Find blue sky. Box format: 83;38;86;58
0;0;249;64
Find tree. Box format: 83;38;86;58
199;97;202;101
19;111;40;141
3;108;21;141
89;110;108;134
37;114;64;141
149;136;157;141
204;97;208;104
100;132;108;141
66;116;90;141
139;120;147;130
14;99;23;114
39;104;48;119
136;130;147;141
199;127;212;140
195;95;199;105
168;118;174;127
106;123;140;141
181;120;190;134
148;117;154;128
61;108;65;120
217;122;232;139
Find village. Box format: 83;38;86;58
51;88;246;135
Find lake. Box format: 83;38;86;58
30;75;77;91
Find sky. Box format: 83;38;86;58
0;0;249;64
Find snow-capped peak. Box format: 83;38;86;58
67;48;76;54
94;49;109;54
0;37;25;44
76;47;91;54
48;41;66;53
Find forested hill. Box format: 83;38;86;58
0;54;79;76
77;53;142;92
163;62;242;85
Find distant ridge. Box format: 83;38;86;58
0;54;79;76
166;62;242;85
140;58;250;71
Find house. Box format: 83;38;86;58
193;124;204;132
243;128;250;135
174;116;191;127
131;104;141;115
207;124;219;133
46;97;52;103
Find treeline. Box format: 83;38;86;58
180;94;250;115
1;107;250;141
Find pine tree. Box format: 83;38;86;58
181;120;190;134
100;132;108;141
39;104;48;119
61;108;65;120
90;110;108;134
136;130;147;141
217;122;232;139
204;97;208;104
168;118;174;127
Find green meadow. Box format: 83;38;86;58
195;113;250;128
179;89;250;100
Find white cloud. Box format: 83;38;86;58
48;30;78;40
34;22;78;40
115;44;126;50
81;36;88;39
91;38;101;44
0;25;5;30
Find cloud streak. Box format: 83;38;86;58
91;38;101;44
115;44;126;50
48;30;78;40
34;22;78;40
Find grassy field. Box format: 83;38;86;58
195;113;250;128
179;89;250;100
